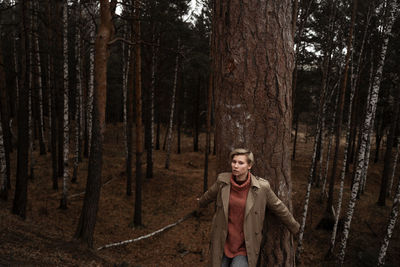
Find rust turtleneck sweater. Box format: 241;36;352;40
224;173;251;258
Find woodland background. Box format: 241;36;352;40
0;0;400;266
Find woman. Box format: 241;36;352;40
198;148;300;267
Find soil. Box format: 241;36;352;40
0;124;399;266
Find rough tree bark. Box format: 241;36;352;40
213;0;296;265
74;0;114;247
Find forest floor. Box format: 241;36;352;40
0;123;399;266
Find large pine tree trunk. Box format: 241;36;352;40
12;0;30;219
338;2;399;263
213;1;296;265
74;0;114;248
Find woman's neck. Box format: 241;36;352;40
234;172;249;184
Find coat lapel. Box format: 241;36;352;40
221;180;230;225
245;174;260;218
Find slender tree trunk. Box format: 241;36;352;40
213;0;296;265
155;117;160;150
325;0;358;218
193;77;200;152
122;23;129;179
165;39;180;170
0;39;8;200
377;173;400;266
49;0;58;190
33;0;46;155
378;89;400;206
146;31;157;179
60;0;69;210
72;0;82;184
74;0;114;248
292;114;299;160
338;2;399;264
28;2;35;180
387;137;400;197
327;5;372;255
133;0;143;227
126;19;134;196
12;0;30;219
85;1;95;158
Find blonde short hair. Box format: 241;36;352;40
229;148;254;166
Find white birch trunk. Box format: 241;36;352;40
337;2;399;264
165;39;180;169
60;1;69;209
377;175;400;266
328;9;371;253
387;138;400;197
73;0;81;183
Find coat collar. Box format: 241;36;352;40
220;172;260;222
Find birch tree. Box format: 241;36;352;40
377;174;400;266
327;5;372;255
337;1;399;264
325;0;358;222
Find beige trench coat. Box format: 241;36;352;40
199;172;300;267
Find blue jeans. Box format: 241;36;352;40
221;254;249;267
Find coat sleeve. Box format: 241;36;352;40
265;183;300;235
198;180;220;208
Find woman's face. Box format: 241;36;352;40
231;155;251;181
